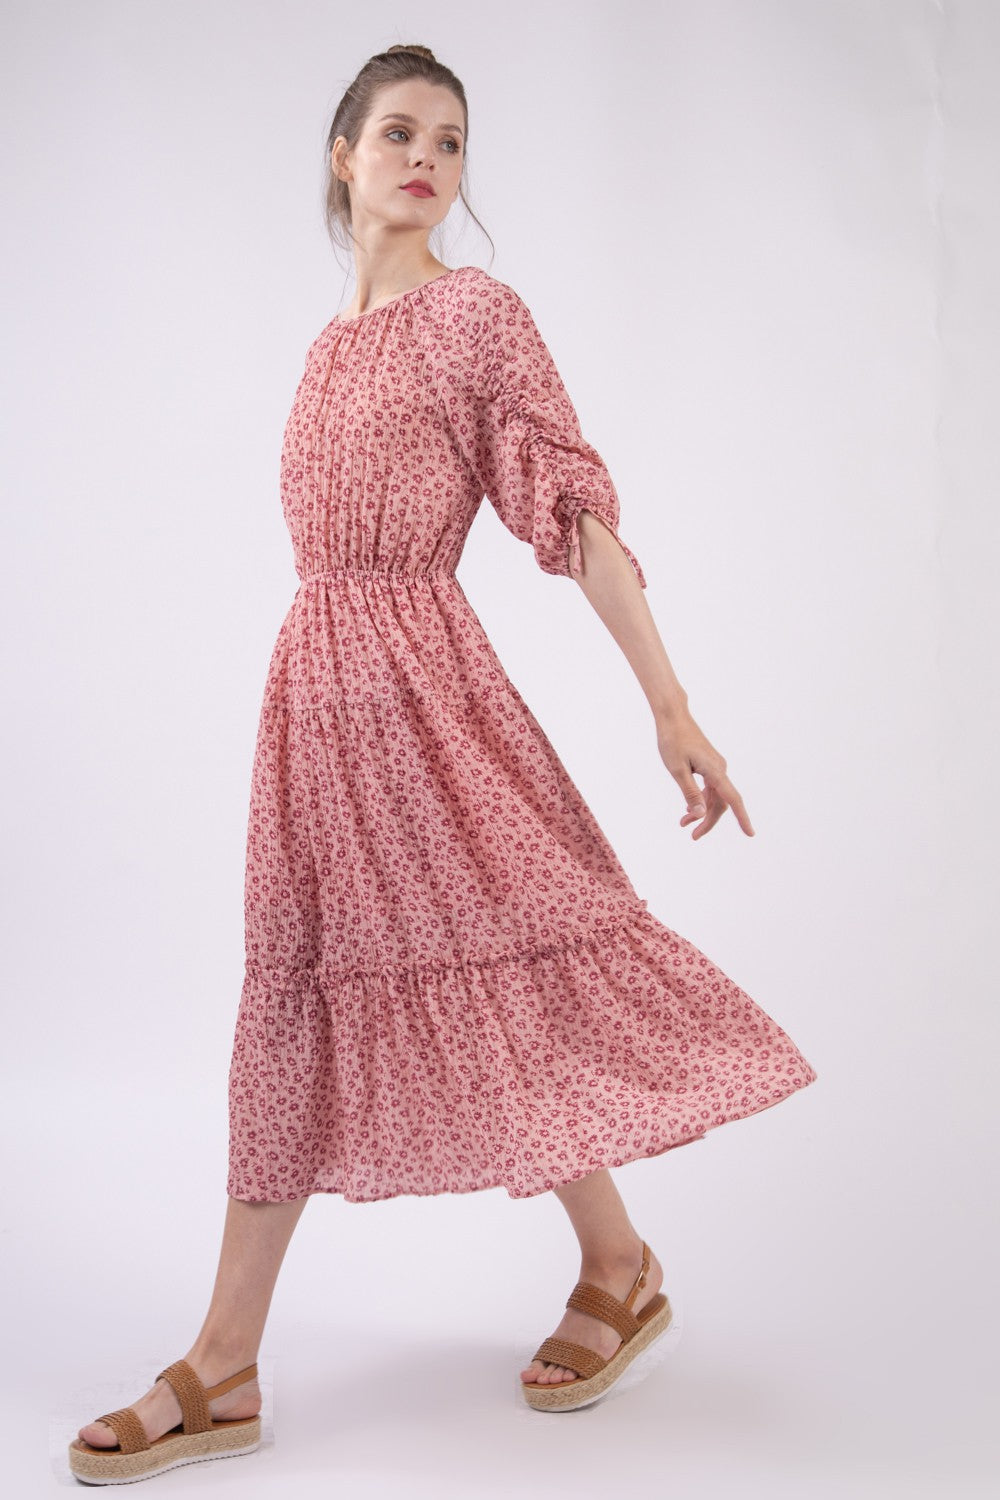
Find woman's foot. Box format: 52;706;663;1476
77;1350;261;1450
520;1236;664;1385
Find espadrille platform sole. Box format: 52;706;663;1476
68;1358;261;1486
521;1240;673;1413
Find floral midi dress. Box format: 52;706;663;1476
226;265;818;1204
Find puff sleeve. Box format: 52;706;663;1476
457;277;647;587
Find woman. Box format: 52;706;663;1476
70;43;817;1485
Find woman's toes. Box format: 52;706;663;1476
78;1419;121;1448
521;1358;581;1385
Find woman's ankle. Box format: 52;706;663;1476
578;1229;646;1277
182;1338;261;1380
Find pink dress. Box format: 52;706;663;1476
226;265;817;1204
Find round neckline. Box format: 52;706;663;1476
333;266;468;325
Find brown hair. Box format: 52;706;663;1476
322;43;494;264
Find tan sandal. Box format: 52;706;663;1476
521;1241;672;1412
68;1358;261;1485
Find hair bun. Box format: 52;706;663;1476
385;43;437;62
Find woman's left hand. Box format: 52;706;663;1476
655;709;755;841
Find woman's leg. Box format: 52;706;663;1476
520;1169;664;1385
79;1193;310;1447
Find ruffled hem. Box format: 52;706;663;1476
227;908;817;1205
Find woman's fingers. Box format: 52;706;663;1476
687;772;754;841
682;780;721;837
721;776;755;837
663;743;723;831
678;781;706;823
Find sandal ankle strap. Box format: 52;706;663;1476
623;1241;651;1311
204;1363;258;1400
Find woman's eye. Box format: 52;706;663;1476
386;129;460;153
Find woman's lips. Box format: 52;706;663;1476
402;184;435;197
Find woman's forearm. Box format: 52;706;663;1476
570;508;690;726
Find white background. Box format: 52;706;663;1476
2;1;996;1494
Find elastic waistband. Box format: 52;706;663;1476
297;567;457;585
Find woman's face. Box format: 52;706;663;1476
333;79;465;228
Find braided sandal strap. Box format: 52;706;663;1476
93;1406;150;1455
566;1282;641;1342
532;1336;607;1381
155;1359;211;1435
